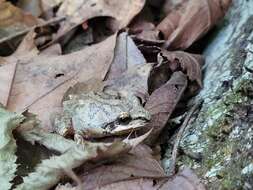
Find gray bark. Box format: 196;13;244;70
163;1;253;189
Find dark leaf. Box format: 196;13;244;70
145;71;188;143
160;50;204;86
157;0;231;50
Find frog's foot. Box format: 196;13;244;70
74;133;85;145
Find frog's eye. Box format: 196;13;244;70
117;112;131;124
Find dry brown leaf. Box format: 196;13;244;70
156;3;185;40
41;0;64;10
17;0;43;17
0;0;39;28
16;124;152;190
161;0;188;16
3;33;117;131
40;43;62;56
129;6;163;44
56;0;145;40
0;0;41;43
56;144;165;190
158;0;231;50
55;168;206;190
104;32;152;101
95;167;205;190
160;50;204;86
145;71;188;144
17;0;64;17
105;63;153;103
0;30;39;71
105;32;147;80
0;62;16;106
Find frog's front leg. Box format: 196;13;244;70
74;132;85;145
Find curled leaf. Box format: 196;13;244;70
145;71;188;144
158;0;231;49
56;0;145;40
156;2;187;40
160;50;204;86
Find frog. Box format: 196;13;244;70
53;89;151;143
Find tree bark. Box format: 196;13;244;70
163;1;253;189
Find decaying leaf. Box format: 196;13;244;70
92;167;205;190
103;33;152;101
105;32;146;80
41;0;64;11
17;0;65;17
105;63;153;102
160;50;204;86
0;106;24;190
161;0;188;16
157;0;231;49
67;144;165;190
17;0;43;17
56;0;145;40
0;62;16;106
145;71;188;144
0;0;40;34
3;32;117;130
0;30;39;70
156;1;187;40
15;124;151;190
0;0;42;55
55;149;205;190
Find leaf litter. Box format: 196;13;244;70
0;0;231;189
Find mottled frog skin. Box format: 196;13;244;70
53;90;150;141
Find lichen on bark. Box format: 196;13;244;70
163;1;253;189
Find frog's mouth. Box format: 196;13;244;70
108;118;149;134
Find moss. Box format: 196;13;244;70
181;78;253;189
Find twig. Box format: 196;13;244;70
0;16;66;45
168;99;203;175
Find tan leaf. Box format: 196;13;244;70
0;30;39;67
56;0;145;39
94;167;205;190
16;123;151;190
105;32;147;80
156;4;185;40
0;0;39;28
55;148;205;190
59;144;165;190
144;71;188;144
5;33;117;131
41;0;64;10
158;0;231;50
105;63;153;102
0;62;16;106
17;0;64;17
0;0;41;42
160;50;204;86
17;0;43;17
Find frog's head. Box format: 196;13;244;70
104;93;151;135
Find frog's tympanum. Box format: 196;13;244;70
53;90;150;142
